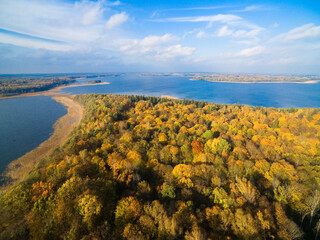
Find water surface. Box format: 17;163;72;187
59;74;320;108
0;96;67;173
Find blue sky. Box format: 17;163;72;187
0;0;319;74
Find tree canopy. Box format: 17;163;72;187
1;94;320;239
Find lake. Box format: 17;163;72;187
1;74;320;173
59;74;320;108
0;95;67;173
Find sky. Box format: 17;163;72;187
0;0;320;74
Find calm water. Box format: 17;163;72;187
59;75;320;108
1;74;320;173
0;96;67;173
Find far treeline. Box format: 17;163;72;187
1;94;320;239
190;74;320;83
0;76;76;97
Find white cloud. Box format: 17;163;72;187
269;57;296;65
153;14;241;24
120;34;194;61
120;34;178;54
0;0;104;44
193;57;207;63
196;31;206;38
0;0;130;52
108;1;121;6
217;26;233;37
221;45;267;58
214;25;262;39
105;12;129;30
165;5;234;11
270;23;320;43
234;5;260;12
81;1;105;25
155;45;195;61
141;34;178;46
0;32;73;51
236;45;266;57
234;29;261;38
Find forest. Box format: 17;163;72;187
0;76;76;97
1;94;320;239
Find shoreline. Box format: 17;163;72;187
190;79;320;84
1;95;83;189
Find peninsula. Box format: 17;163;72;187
0;75;110;100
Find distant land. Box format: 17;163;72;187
190;73;320;84
0;74;114;98
139;73;320;84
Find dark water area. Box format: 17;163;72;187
59;74;320;108
0;96;67;173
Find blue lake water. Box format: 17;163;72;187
1;74;320;173
0;96;67;173
59;75;320;108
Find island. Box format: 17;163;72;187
88;79;102;84
1;94;320;239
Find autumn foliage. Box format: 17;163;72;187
1;94;320;239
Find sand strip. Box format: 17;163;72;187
161;95;179;100
1;95;83;188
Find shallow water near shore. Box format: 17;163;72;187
0;95;67;173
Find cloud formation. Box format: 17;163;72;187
236;45;267;57
0;1;319;74
120;34;194;60
0;0;128;51
153;14;241;23
105;12;129;29
221;45;267;58
270;23;320;43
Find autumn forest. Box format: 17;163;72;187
1;94;320;239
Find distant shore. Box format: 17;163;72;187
1;95;83;188
190;79;320;84
190;78;320;84
0;81;110;100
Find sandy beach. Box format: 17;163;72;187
161;95;179;100
1;95;83;188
